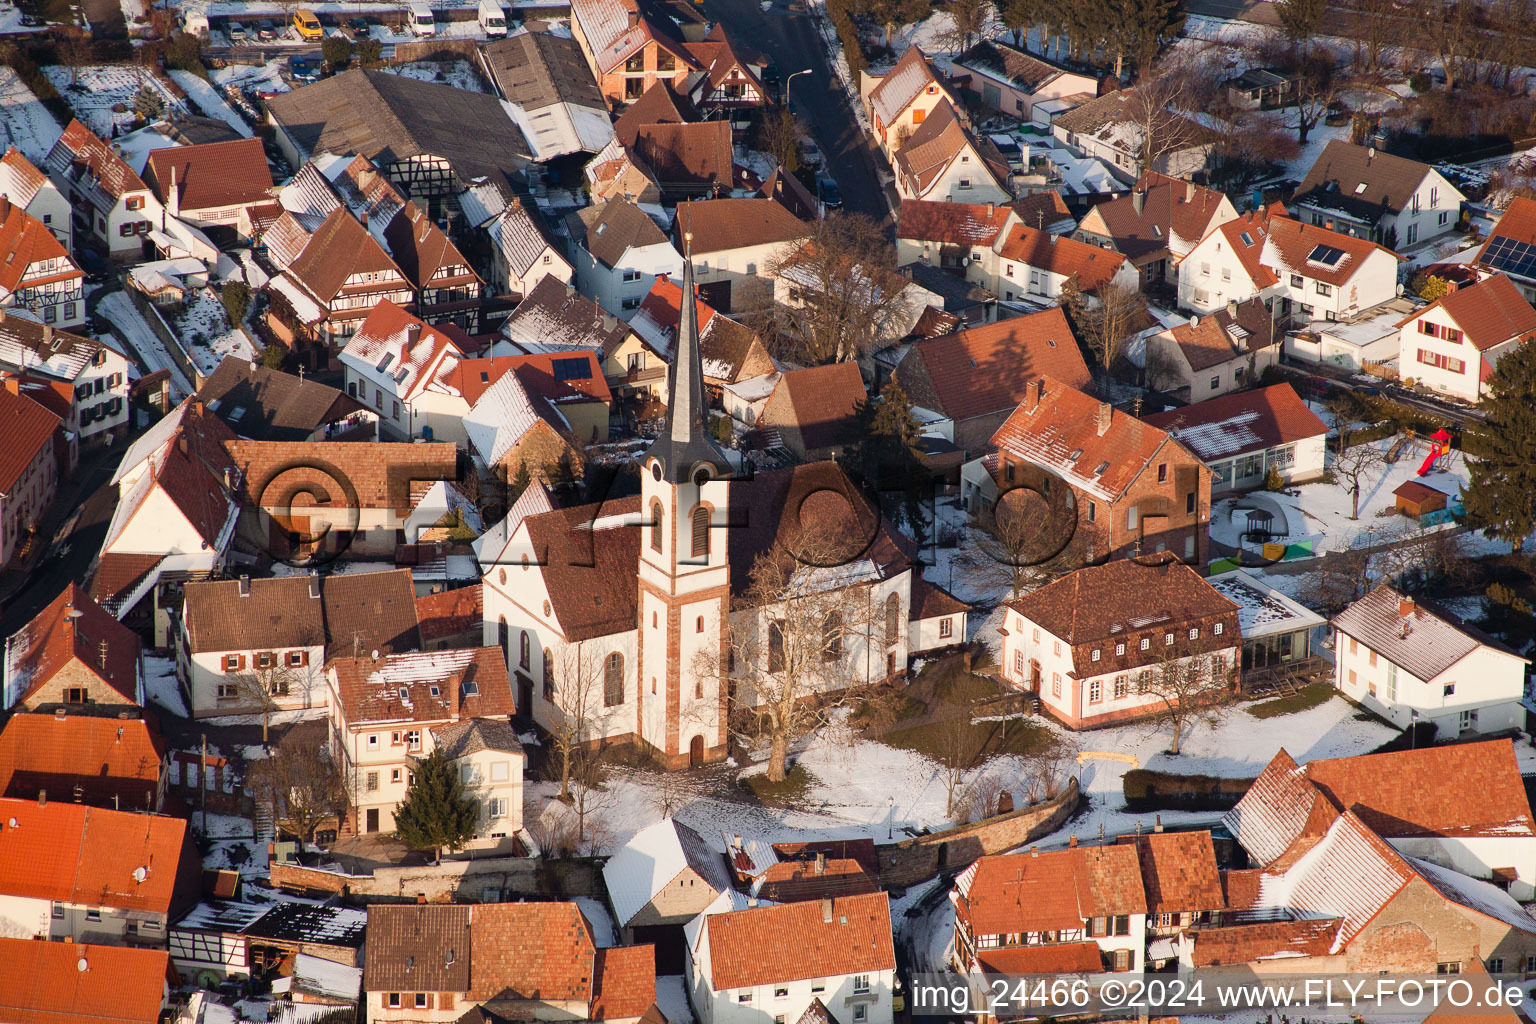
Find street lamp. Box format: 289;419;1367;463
785;67;812;109
887;795;894;840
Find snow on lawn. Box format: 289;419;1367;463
120;0;147;28
174;287;260;378
168;69;253;137
143;653;189;718
382;60;489;94
210;59;291;96
0;67;63;164
97;290;195;400
201;706;329;728
44;65;182;139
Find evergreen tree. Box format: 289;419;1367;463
1463;341;1536;553
1275;0;1326;53
509;460;532;503
848;382;930;534
392;748;479;861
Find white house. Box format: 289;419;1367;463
338;300;468;443
951;40;1099;121
1177;206;1401;322
972;222;1139;305
488;196;572;299
1292;141;1465;249
0;198;85;330
43;120;162;258
1394;273;1536;403
604;817;734;944
1050;88;1216;184
1141;298;1280;400
860;46;954;158
0;146;72;251
999;556;1240;729
687;893;896;1024
1144;383;1329;494
892;100;1012;205
1332;587;1528;738
567;199;682;316
673;198;810;315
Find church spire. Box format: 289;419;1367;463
646;230;730;484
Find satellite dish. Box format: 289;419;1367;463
76;958;88;973
132;866;147;883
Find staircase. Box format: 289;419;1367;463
252;804;274;844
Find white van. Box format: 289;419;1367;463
408;2;435;35
181;9;209;35
478;0;506;35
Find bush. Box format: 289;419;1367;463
321;36;352;71
709;413;732;443
1409;72;1432;93
1263;465;1285;491
1122;769;1256;812
260;344;286;370
164;33;209;79
355;38;383;65
824;0;866;77
221;279;251;325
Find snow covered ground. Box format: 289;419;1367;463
44;65;182;139
210;59;291;96
382;59;489;94
144;653;189;717
97;291;195;400
0;67;63;164
168;70;254;137
174;288;260;377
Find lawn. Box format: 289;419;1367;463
738;763;818;808
1246;682;1335;719
881;712;1058;765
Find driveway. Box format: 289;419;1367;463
702;0;896;226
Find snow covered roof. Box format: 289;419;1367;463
173;900;271;933
1205;569;1325;639
1410;857;1536;935
339;300;465;405
272;953;363;1002
1143;384;1326;462
473;481;555;567
462;367;565;465
603;818;733;927
1332;586;1526;682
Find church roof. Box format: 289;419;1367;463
644;244;729;484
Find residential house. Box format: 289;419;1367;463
860;47;954;158
1011;190;1078;236
759;361;867;461
0;378;61;568
774;248;944;359
477;195;573;299
265;207;414;350
1474;196;1536;303
632;121;734;200
338;300;469;443
0;196;86;329
1141;297;1280;399
1224;67;1299;111
142;138;274;245
751;857;880;905
197;355;374;442
416;584;484;651
891;307;1092;456
1144;383;1327;494
383;201;485;331
485;29;616;160
0;938;172;1024
984;379;1212;562
2;583;142;713
1177;205;1402;322
1292;140;1465;248
0;797;201;946
567;198;683;315
950;41;1100;120
898;263;995;333
89;399;240;640
1333;587;1528;737
460;362;587;481
569;0;695;105
0;145;72;250
892;100;1012;205
462;350;611;444
0;712;166;810
178;569;421;718
1119;830;1225;943
950;844;1146;974
497;275;641;382
896;198;1016;270
1230;741;1536;903
1051;88;1217;183
673;197;810;313
364;902;655;1023
681;25;768;120
628;274;778;399
997;554;1239;726
975;222;1139;304
615;80;700;148
604;817;734;949
222;440;461;560
266;70;531;206
1393;273;1536;403
43;120;162;257
1074;172;1238;284
586;136;665;206
688;893;897;1024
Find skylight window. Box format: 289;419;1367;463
1068;448;1083;462
429;685;441;697
1094;461;1109;475
462;680;480;696
1354;182;1368;194
397;687;408;700
1239;232;1253;246
376;353;394;372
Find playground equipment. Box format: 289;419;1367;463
1417;428;1455;476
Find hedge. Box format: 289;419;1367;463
824;0;866;77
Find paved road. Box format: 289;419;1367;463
702;0;896;226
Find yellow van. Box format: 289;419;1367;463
292;8;322;38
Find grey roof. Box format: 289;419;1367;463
1331;586;1526;681
266;70;531;189
645;251;729;483
1293;140;1440;224
567;198;670;269
431;717;524;759
902;261;995;312
495;197;562;280
955;40;1075;91
500;276;632;355
484;30;605;113
197;355;367;441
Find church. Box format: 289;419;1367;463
479;248;969;768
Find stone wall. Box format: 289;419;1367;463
270;854;601;904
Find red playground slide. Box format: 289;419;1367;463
1417;450;1439;476
1418;429;1455;476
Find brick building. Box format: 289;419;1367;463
3;583;142;713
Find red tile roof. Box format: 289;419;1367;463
1197;204;1284;289
753;858;879;903
1476;197;1536;276
591;944;657;1020
1088;171;1234;260
672;196;809;255
1188;918;1340;966
705;892;894;990
0;198;79;295
0;797;195;914
330;647;515;726
1142;383;1328;462
867;46;944;124
0;713;164;808
383;200;479;291
452;351;610;407
0;381;60;493
0;937;169;1024
223;439;460;512
468;901;598;1003
415;584;483;643
998;223;1129;292
976;941;1104;974
143;138;273;212
633;122;733;192
897;198;1013;246
0;146;50;207
1121;830;1225;914
48;119;147;199
1263;213;1401;287
287;206;405;304
1400;273;1536;352
764;361;866;453
895;307;1090;422
955;846;1146;936
7;583;142;706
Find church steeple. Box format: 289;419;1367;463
645;231;731;485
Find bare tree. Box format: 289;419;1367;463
1123;56;1213;176
533;755;616;857
937;0;994;52
1141;638;1237;755
768;212;898;366
546;644;606;803
723;530;880;783
933;713;977;819
1348;0;1407;75
1291;53;1341;144
226;636;326;745
960;482;1097;601
1332;440;1386;519
247;736;347;848
1065;280;1148;372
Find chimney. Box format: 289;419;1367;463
1068;834;1078;848
1399;594;1415;618
1030;846;1039;857
360;208;369;229
416;893;427;905
54;707;66;721
1154;814;1164;833
167;166;179;218
116;726;123;743
405;322;421;347
1131;189;1144;216
821;897;833;923
42;324;54;349
1096;401;1112;437
1185;180;1194;202
238;575;251;597
0;194;9;220
1226;299;1238;318
38;789;45;807
309;573;321;600
1048;233;1057;245
814;852;826;875
987;202;994;216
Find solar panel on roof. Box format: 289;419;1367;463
1307;244;1345;266
553;357;591;381
1483;236;1536;280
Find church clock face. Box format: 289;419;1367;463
651;461;663;482
692;467;711;488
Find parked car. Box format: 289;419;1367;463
226;20;247;40
291;8;322;39
800;137;822;167
288;54;319;81
257;19;276;40
347;16;369;35
816;173;842;211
